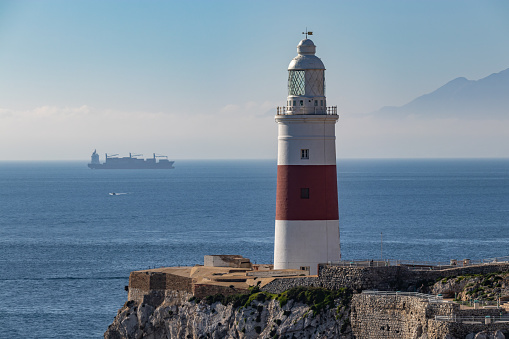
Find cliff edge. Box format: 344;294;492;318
105;287;352;339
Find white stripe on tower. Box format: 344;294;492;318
274;36;340;275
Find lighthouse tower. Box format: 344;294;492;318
274;36;340;275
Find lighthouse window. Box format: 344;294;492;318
314;100;318;106
301;188;310;199
301;149;309;159
293;100;296;106
288;70;305;96
320;100;323;106
299;100;303;106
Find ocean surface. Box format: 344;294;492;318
0;159;508;338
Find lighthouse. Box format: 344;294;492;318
274;35;340;275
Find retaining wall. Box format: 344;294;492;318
261;263;509;294
351;294;509;339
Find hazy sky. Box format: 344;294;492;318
1;0;508;160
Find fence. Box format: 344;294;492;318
435;315;509;324
362;290;445;303
328;256;509;270
453;299;503;308
329;259;450;270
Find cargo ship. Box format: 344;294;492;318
88;150;175;169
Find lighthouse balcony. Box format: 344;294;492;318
276;106;337;115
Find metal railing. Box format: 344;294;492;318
435;315;509;324
453;299;503;308
362;290;445;303
329;260;391;268
325;256;509;270
276;106;337;115
327;259;450;269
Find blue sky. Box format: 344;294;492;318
1;0;508;160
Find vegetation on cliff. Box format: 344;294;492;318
432;271;509;302
106;286;354;339
190;284;352;317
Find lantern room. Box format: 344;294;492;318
286;39;327;115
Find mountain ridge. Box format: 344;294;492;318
376;68;509;118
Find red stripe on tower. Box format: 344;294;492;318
276;165;338;221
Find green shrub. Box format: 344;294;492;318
243;292;277;307
255;326;262;334
276;286;352;316
193;283;352;319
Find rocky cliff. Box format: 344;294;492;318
105;287;352;339
105;265;509;339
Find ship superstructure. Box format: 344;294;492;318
88;151;175;169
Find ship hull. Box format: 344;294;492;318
88;162;175;169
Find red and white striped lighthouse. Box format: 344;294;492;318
274;36;340;275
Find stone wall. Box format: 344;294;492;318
427;320;509;339
351;293;509;339
261;263;509;294
260;276;319;294
351;294;437;338
129;271;192;292
318;266;404;292
261;266;406;293
128;271;193;303
192;284;249;299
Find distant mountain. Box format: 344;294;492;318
377;68;509;118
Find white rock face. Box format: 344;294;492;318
105;289;509;339
105;291;352;339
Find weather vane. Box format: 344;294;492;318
302;28;313;39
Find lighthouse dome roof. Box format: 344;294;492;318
297;39;316;54
288;39;325;70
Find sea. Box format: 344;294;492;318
0;159;508;338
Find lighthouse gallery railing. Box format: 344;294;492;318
276;106;338;115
